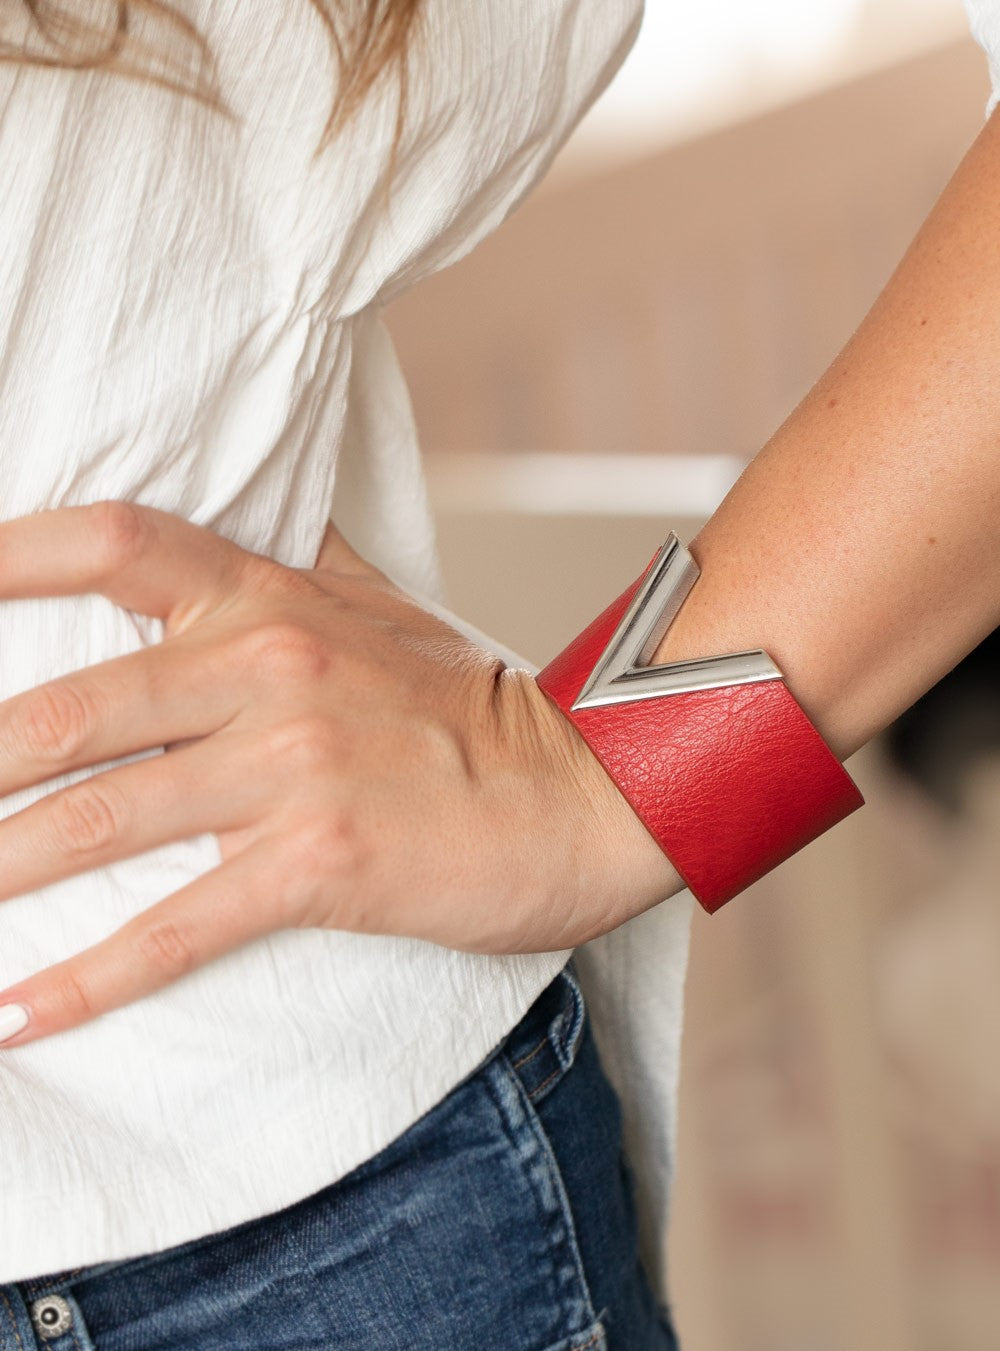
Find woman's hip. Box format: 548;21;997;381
1;960;680;1350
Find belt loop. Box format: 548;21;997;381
505;958;587;1105
551;957;586;1075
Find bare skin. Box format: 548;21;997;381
2;101;1000;1048
651;106;1000;763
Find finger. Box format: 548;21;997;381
0;835;296;1046
0;729;277;903
0;501;250;625
0;633;246;795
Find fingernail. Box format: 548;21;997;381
0;1004;29;1043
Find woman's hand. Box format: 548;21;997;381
0;502;679;1046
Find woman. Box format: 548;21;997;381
0;0;997;1347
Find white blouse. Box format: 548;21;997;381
966;0;1000;119
0;0;702;1300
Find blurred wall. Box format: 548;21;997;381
387;36;998;1351
390;41;986;471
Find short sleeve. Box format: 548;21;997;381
327;0;643;315
964;0;1000;117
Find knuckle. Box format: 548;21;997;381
266;716;339;774
290;812;363;887
14;683;95;762
89;499;151;573
50;965;98;1022
51;781;122;856
239;621;332;684
135;919;197;980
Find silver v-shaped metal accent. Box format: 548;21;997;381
571;533;783;712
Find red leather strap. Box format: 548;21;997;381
536;557;864;913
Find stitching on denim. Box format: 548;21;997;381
64;1294;87;1351
570;1326;605;1351
528;1063;563;1101
0;1289;26;1351
491;1056;599;1335
511;1036;547;1070
21;1266;88;1299
483;1061;596;1337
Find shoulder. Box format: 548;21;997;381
359;0;644;306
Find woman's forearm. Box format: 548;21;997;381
651;105;1000;763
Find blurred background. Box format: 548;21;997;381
385;3;1000;1348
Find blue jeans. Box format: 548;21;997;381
0;960;680;1349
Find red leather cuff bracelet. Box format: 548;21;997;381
535;533;865;913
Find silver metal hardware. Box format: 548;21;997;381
30;1293;73;1341
571;532;783;712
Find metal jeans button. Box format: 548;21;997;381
29;1294;73;1341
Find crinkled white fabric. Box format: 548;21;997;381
964;0;1000;115
0;0;693;1302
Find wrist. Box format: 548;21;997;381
501;667;686;928
535;533;865;912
